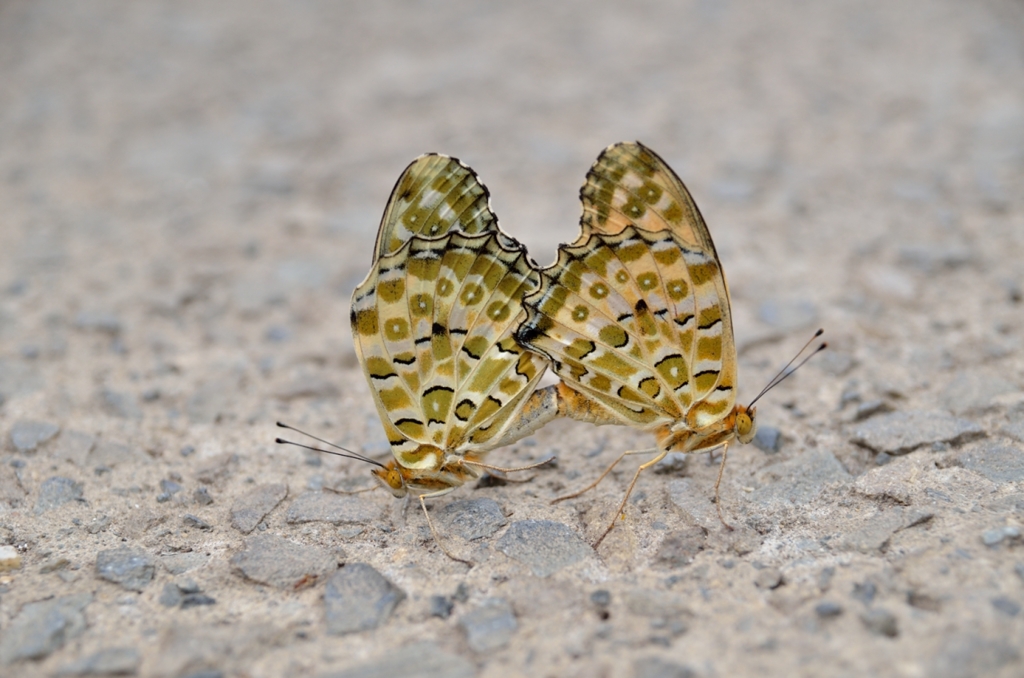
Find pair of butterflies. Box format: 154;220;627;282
349;141;776;554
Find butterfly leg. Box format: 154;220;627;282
712;442;734;531
417;489;473;566
592;449;669;548
551;448;660;504
466;456;557;483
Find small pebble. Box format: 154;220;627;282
180;594;217;609
193;487;214;505
991;596;1021;617
429;595;454;619
815;601;843;618
633;656;697;678
324;563;405;635
458;598;517;653
34;476;85;514
0;594;92;664
752;426;782;453
9;419;60;452
230;483;288;533
230;534;337;589
755;568;784;590
860;608;899;637
982;526;1021;547
95;547;156;591
183;514;212;530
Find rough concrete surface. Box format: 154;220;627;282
1;1;1024;676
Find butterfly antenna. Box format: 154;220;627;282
747;329;827;409
275;422;387;469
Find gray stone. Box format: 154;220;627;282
0;465;27;507
755;567;784;590
90;439;142;468
955;444;1024;483
322;641;474;678
183;514;212;530
181;593;216;609
96;547;156;591
458;597;517;653
56;647;140;676
835;508;906;554
159;583;183;607
927;636;1020;678
53;430;96;465
34;476;84;514
324;564;405;635
435;498;508;541
653;451;689;474
0;593;92;665
1002;421;1024;444
991;596;1020;617
750;449;851;506
853;400;892;421
982;526;1021;547
194;453;239;484
496;520;592;577
633;656;697;678
939;371;1017;415
285;491;383;525
193;487;214;505
428;595;454;619
752;425;781;453
231;483;288;533
9;419;60;452
99;389;142;420
654;526;707;568
74;311;122;334
230;533;338;589
850;410;983;455
859;608;898;637
815;601;843;618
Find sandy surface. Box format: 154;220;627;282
2;1;1024;676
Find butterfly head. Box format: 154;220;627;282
371;461;409;498
735;404;757;444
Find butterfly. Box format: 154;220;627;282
515;141;822;546
348;154;560;561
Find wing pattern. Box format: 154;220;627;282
353;231;546;466
517;141;738;435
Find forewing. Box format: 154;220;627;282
578;141;716;253
374;154;499;260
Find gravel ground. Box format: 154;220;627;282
2;1;1024;676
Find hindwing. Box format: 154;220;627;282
353;230;547;460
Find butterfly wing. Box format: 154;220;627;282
373;154;500;260
353;229;548;467
518;142;737;432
